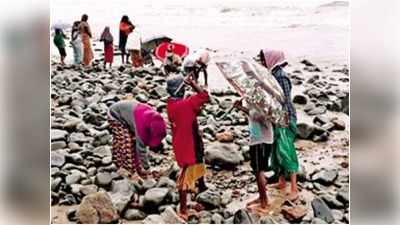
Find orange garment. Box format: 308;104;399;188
176;164;206;192
120;22;133;36
80;21;94;66
130;49;143;68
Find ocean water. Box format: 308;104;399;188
51;0;349;64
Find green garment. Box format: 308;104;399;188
53;33;65;48
270;119;299;176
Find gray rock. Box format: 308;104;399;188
65;153;83;164
92;146;112;158
51;152;66;167
142;178;157;191
212;213;224;224
331;209;344;222
124;209;147;220
76;192;119;224
321;194;345;209
108;179;135;213
66;172;81;185
66;208;77;221
51;129;68;142
160;206;186;224
143;214;164;224
156;176;176;189
297;123;315;139
293;95;308;105
312;169;338;185
205;142;244;169
143;187;170;206
51;141;67;151
311;217;327;224
233;209;254;224
51;177;62;191
95;172;112;187
196;190;222;209
307;105;327;116
313;115;330;126
336;187;349;205
80;184;98;196
101;156;113;165
311;197;334;223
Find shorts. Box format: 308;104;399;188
57;47;66;57
249;143;272;174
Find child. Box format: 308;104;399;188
100;26;114;69
234;100;274;212
260;49;299;201
182;50;210;86
108;98;167;179
166;75;209;220
53;28;67;65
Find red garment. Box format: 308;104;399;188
120;22;133;36
167;91;209;167
104;43;114;63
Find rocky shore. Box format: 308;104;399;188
50;54;349;224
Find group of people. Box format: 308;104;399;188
106;47;299;219
53;14;143;69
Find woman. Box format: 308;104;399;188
126;29;143;68
70;21;82;65
108;98;167;178
79;14;94;67
182;50;210;86
100;26;114;69
260;49;299;201
119;15;134;64
53;28;67;65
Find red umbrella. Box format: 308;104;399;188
154;42;189;61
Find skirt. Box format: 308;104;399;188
104;43;114;63
82;34;94;66
270;119;299;176
108;118;141;175
176;164;206;192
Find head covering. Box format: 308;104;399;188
134;104;167;147
197;50;210;65
166;74;185;97
100;26;113;43
261;49;286;71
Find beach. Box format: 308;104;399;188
50;0;349;224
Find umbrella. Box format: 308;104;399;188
215;59;287;126
154;42;189;62
141;35;172;53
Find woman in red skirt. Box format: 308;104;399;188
100;26;114;69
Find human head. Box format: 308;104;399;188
72;21;80;29
166;74;185;98
81;14;88;22
104;26;110;32
260;49;286;71
143;110;167;148
55;28;61;34
197;50;210;66
121;15;130;23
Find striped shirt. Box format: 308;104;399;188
272;67;297;122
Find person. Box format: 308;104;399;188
260;49;299;201
53;28;67;65
166;75;209;220
126;28;143;68
70;21;82;65
233;99;274;213
119;15;134;64
108;98;167;179
79;14;94;67
163;44;182;75
182;50;210;86
100;26;114;69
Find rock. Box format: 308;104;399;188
332;118;346;130
311;217;327;224
295;140;317;151
51;152;66;167
300;59;315;66
142;178;157;191
156;176;176;189
281;205;307;223
307;105;327;116
124;209;146;220
311;197;334;223
76;192;119;224
143;187;169;207
136;93;149;103
233;209;254;224
196;190;222;209
259;216;276;224
65;153;83;164
51;129;68;141
332;209;344;222
80;184;98;196
211;213;224;224
51;177;62;191
297;123;315;139
51;141;67;151
160;206;186;224
95;172;113;187
66;172;81;185
92;146;112;158
293;95;308;105
312;169;338;185
313;115;330;126
143;215;164;224
108;179;135;213
336;188;349;205
307;75;320;84
216;131;234;142
66;208;77;221
205;142;244;169
221;190;233;205
101;156;113;165
321;194;345;209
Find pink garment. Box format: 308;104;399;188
134;104;167;147
262;49;286;70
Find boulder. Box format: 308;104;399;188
108;179;135;213
297;123;315;139
205;142;244;169
143;187;170;207
196;190;222;209
143;215;164;224
306;105;327;116
332;118;346;130
66;172;81;185
233;209;254;224
124;209;146;220
293;95;308;105
215;131;234;142
281;205;307;223
312;169;338;185
311;197;334;223
95;172;113;187
51;129;68;142
160;206;186;224
51;152;66;167
76;192;119;224
51;141;67;151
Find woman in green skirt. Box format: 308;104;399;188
260;49;300;201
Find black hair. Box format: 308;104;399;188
81;14;88;21
55;28;62;34
121;15;130;23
